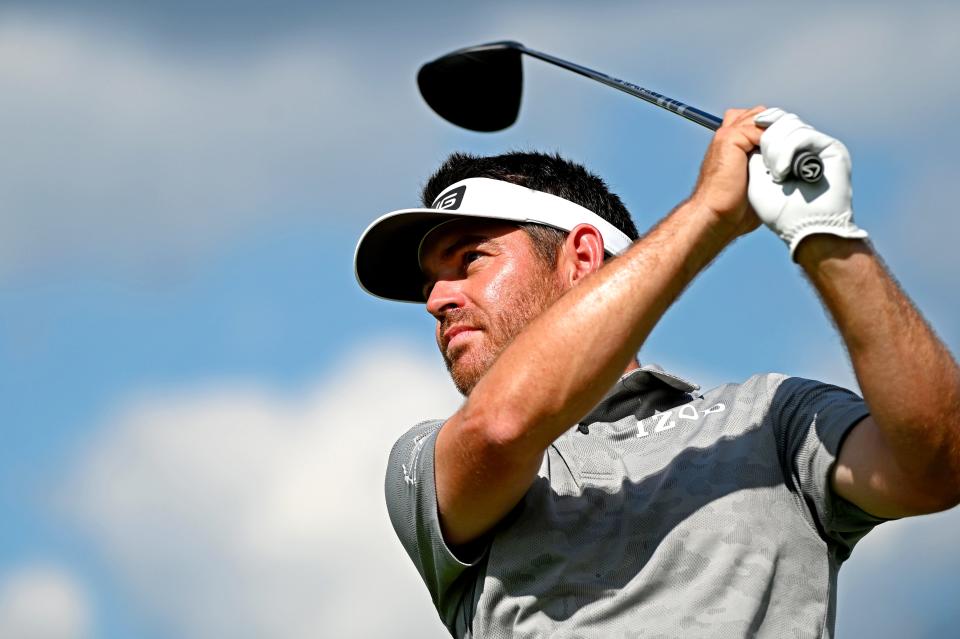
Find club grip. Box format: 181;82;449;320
792;151;824;183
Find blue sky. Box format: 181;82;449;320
1;1;958;637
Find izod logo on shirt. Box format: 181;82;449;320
637;402;726;438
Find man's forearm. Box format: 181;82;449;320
435;107;766;546
797;236;960;506
436;199;738;546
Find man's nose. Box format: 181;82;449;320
426;279;466;318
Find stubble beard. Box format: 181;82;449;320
441;270;564;396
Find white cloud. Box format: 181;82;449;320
4;2;958;283
724;7;960;130
0;564;92;639
65;339;460;639
0;12;438;281
64;336;960;637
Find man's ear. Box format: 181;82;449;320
560;224;605;286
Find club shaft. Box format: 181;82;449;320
518;45;723;131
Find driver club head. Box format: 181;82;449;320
417;40;524;132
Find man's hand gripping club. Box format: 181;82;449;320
749;107;868;257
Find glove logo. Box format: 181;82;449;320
797;154;823;182
432;185;466;211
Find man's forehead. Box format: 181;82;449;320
419;218;519;262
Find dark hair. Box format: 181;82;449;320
421;151;639;267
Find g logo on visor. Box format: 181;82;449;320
432;185;466;211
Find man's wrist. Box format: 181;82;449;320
794;234;872;272
630;197;741;282
677;197;747;250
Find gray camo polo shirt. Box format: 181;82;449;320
385;365;888;638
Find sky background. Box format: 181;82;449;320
1;1;959;637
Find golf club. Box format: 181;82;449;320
418;41;824;184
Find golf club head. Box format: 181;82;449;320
417;41;524;132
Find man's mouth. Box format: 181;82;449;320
443;325;479;351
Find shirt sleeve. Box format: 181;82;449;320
770;376;892;560
384;420;487;635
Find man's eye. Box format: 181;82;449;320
463;251;482;265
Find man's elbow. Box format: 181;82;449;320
895;469;960;516
888;416;960;515
455;400;547;463
924;476;960;513
919;424;960;513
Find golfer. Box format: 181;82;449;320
354;107;960;637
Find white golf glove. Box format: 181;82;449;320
747;108;868;258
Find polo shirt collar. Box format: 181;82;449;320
623;363;700;394
577;363;699;430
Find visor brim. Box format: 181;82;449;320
354;209;479;303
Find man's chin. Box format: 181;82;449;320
445;350;491;396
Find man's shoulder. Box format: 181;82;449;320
718;372;860;400
701;371;856;394
699;372;862;412
699;371;791;398
391;418;446;450
386;419;447;479
637;364;794;398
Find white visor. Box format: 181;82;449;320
354;177;635;303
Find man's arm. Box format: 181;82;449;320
745;109;960;518
434;108;767;547
795;236;960;517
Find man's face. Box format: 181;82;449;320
420;219;565;395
